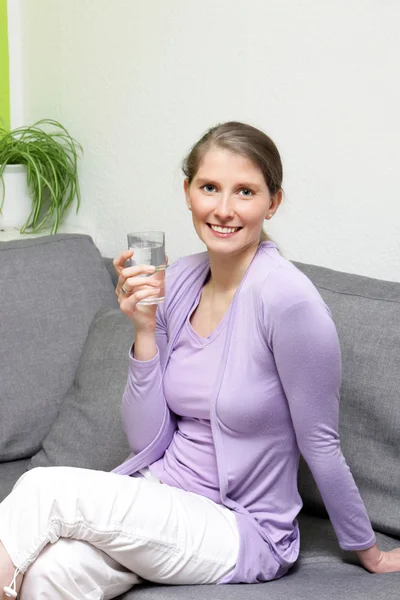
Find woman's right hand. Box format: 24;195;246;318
113;250;160;333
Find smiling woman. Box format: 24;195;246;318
182;121;283;251
181;122;284;290
1;121;398;599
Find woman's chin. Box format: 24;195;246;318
203;236;263;257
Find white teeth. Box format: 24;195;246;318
210;225;240;234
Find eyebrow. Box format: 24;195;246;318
195;177;260;189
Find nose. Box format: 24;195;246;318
214;192;235;220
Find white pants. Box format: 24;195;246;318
0;465;240;599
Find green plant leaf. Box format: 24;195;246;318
0;119;82;233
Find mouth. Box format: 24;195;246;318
207;223;243;237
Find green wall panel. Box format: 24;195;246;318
0;0;10;129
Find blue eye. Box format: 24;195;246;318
239;188;253;197
202;184;216;193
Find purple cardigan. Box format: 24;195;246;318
112;241;376;584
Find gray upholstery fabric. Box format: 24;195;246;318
117;514;400;599
119;563;400;600
0;235;118;462
0;459;30;502
292;260;400;540
104;256;119;288
29;309;133;472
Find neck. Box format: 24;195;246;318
206;242;261;295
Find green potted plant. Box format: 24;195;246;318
0;119;82;234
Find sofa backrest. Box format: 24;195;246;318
0;234;118;462
293;260;400;540
104;256;118;288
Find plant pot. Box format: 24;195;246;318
0;164;33;231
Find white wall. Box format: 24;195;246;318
12;0;400;280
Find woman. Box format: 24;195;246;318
1;122;399;599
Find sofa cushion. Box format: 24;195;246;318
0;459;31;502
0;234;118;462
29;308;132;472
118;565;400;600
292;260;400;540
117;517;400;599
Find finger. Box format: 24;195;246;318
112;249;133;267
116;274;124;294
120;283;133;296
118;273;159;297
113;250;134;274
121;286;161;311
116;273;129;296
121;265;156;279
117;272;130;289
121;279;160;299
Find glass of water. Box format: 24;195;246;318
127;231;166;305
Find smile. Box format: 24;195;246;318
207;223;242;237
207;224;242;234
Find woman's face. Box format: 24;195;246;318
184;148;280;256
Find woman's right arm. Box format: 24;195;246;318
121;310;173;455
113;250;176;455
133;331;158;361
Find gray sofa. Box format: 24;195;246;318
1;233;399;599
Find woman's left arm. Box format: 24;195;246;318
271;299;400;572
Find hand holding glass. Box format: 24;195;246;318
127;232;166;305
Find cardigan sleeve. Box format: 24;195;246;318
271;299;376;551
120;265;178;456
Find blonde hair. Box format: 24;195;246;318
182;121;283;250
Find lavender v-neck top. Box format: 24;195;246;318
112;242;377;584
149;289;229;502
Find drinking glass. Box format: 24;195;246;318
127;231;166;305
